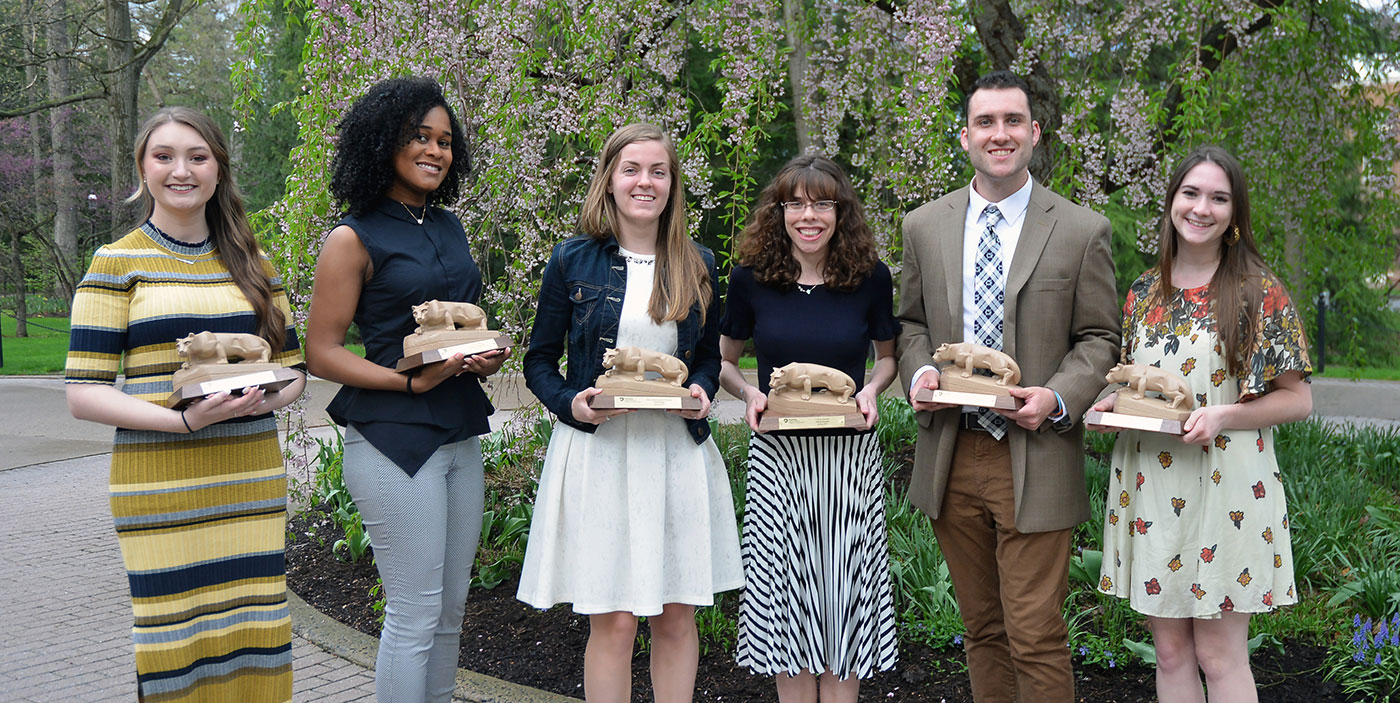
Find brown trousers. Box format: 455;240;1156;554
931;429;1074;703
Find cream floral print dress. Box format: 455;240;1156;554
1098;268;1311;618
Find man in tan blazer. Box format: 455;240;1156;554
896;71;1120;702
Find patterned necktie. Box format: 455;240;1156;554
973;204;1008;439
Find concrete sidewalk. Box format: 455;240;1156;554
0;375;581;702
0;373;1393;702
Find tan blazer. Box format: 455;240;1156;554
896;182;1121;533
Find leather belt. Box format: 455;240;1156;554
959;412;988;431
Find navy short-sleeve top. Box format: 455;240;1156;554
719;262;899;432
324;199;494;475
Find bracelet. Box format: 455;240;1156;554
406;374;416;396
180;409;194;434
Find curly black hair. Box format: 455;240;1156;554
330;77;470;216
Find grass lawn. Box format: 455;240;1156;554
1317;364;1400;381
1;314;365;375
0;316;71;375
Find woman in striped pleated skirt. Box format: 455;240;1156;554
718;155;900;702
65;107;305;702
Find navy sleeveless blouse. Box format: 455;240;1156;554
324;199;494;475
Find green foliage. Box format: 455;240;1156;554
1319;282;1400;370
474;413;553;589
231;0;311;211
885;477;963;647
1325;505;1400;622
1065;593;1145;670
473;491;533;590
696;592;739;656
1276;421;1400;592
309;428;372;562
875;394;917;458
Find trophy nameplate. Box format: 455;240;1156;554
757;362;868;432
166;331;299;409
397;300;513;373
588;346;702;411
912;342;1024;411
1085;364;1194;435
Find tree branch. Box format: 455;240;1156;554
0;87;105;118
1157;0;1284;141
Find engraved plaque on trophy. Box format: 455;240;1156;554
396;300;513;372
757;362;868;431
1084;363;1192;435
166;331;300;409
912;342;1024;410
587;346;702;411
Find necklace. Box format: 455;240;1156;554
796;282;820;295
399;201;425;225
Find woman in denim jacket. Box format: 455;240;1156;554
518;123;743;702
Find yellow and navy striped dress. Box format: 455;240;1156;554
65;223;302;702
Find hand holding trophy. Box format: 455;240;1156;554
1085;363;1194;435
587;346;702;411
396;300;513;372
758;362;867;431
912;342;1025;411
166;331;300;408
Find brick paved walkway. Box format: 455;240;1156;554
0;455;377;702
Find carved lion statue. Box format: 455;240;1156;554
412;300;488;334
601;346;689;387
768;362;856;403
1106;363;1194;410
933;342;1021;386
175;331;273;367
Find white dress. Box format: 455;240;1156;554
517;248;744;616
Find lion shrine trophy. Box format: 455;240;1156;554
758;362;868;431
587;346;702;411
913;342;1024;411
396;300;513;372
1085;363;1193;435
166;331;300;409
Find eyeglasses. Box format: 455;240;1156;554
779;200;837;213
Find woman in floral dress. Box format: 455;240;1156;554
1090;145;1312;703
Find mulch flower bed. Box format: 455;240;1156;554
287;504;1343;701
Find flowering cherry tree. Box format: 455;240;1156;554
240;0;1399;399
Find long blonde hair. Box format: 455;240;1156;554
129;107;286;350
578;123;710;323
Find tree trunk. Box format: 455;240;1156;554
11;0;43;336
106;0;138;236
47;0;78;301
969;0;1061;182
783;0;811;154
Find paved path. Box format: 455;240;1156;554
0;454;378;702
0;373;1393;701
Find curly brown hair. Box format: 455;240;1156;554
736;154;878;292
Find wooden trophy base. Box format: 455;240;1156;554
166;363;301;409
914;371;1023;410
588;375;702;411
758;389;867;431
1084;388;1191;435
396;331;514;372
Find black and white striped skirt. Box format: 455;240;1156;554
734;431;898;680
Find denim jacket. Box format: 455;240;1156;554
523;234;721;443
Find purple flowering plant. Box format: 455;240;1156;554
1325;612;1400;699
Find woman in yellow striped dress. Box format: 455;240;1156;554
64;106;306;702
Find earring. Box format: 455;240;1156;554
1230;225;1241;245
